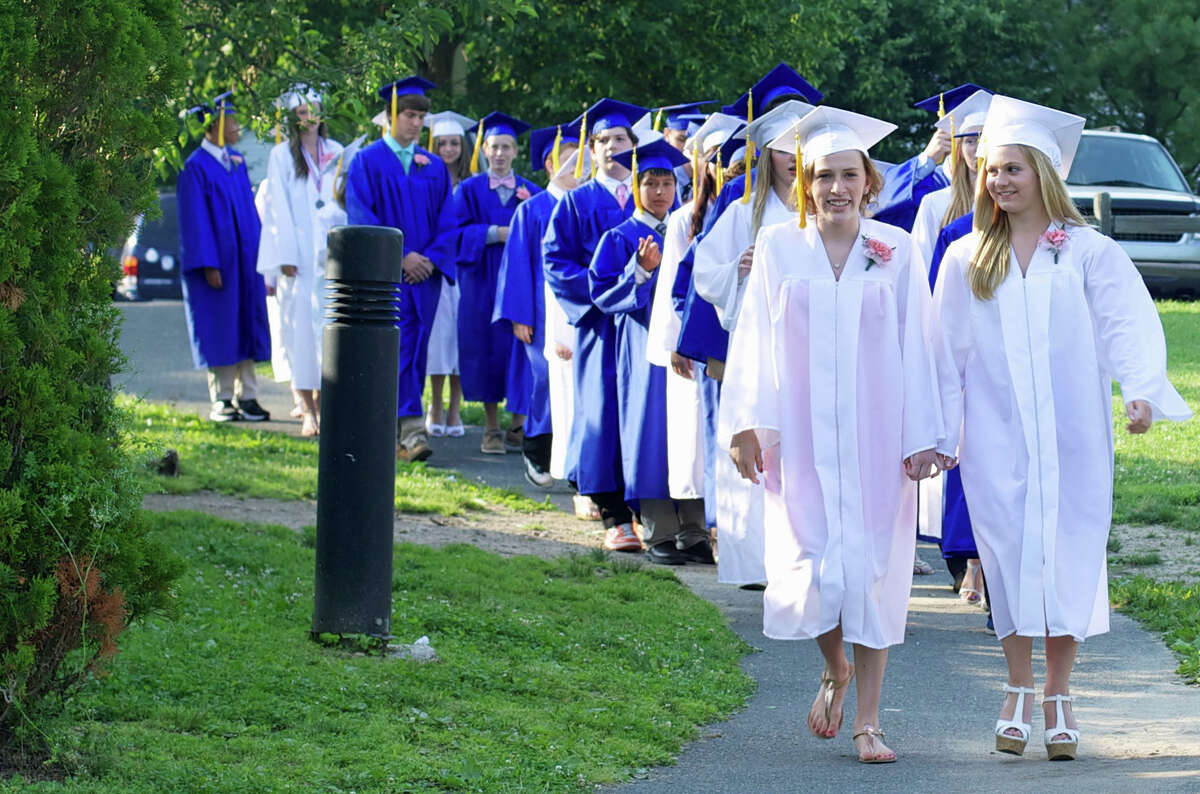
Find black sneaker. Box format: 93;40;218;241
209;400;240;422
235;398;270;422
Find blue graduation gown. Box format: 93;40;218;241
345;138;457;417
453;172;542;403
176;146;270;369
929;211;977;558
543;180;632;495
872;156;950;232
494;189;558;436
590;217;670;503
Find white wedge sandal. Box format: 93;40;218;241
1043;694;1079;760
994;684;1035;755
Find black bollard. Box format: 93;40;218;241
312;225;404;639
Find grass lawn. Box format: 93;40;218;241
3;511;753;792
122;396;550;516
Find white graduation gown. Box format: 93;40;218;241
721;217;943;647
258;139;344;391
696;190;795;585
910;187;952;270
254;179;291;384
544;281;575;480
646;202;704;499
426;280;461;375
933;224;1191;641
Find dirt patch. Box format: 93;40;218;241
1109;523;1200;583
142;491;604;560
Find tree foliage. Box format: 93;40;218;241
0;0;185;750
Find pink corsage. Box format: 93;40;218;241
413;153;431;167
862;235;894;270
229;154;244;168
515;185;531;201
320;151;336;165
1039;225;1068;263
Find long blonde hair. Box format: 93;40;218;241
750;150;781;237
968;145;1087;300
940;149;975;228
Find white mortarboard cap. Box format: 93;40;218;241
935;89;992;136
424;110;476;139
735;99;817;149
371;110;389;130
978;95;1085;178
633;129;664;146
633;112;655;135
339;134;369;170
769;106;897;167
687;112;744;155
552;146;593;182
279;84;322;110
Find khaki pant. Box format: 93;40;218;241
639;498;708;548
207;360;259;402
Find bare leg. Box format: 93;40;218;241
429;375;446;425
999;634;1035;737
1044;635;1079;741
484;402;499;432
807;625;853;739
510;413;526;431
851;645;895;761
299;389;319;436
446;375;463;426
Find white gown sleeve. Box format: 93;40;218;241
930;238;975;457
910;189;945;272
694;204;749;331
647;206;690;366
1082;230;1192;422
258;145;301;278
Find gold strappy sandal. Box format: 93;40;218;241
809;664;854;739
852;725;897;763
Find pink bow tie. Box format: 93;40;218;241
490;173;516;190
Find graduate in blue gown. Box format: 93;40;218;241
494;120;582;484
543;98;648;551
345;76;457;462
871;84;986;232
648;102;712;202
176;92;271;423
591;138;709;565
451;111;542;454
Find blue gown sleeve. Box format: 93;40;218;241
454;178;491;266
589;227;655;315
872;156;950;232
176;162;218;275
543;191;599;327
344;154;380;227
494;199;537;327
671;239;698;314
425;168;458;283
928;211;973;291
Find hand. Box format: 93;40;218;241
496;226;510;243
401;252;434;283
904;449;939;481
513;322;534;344
922;129;952;165
737;244;755;281
280;265;298;277
730;429;763;484
554;343;572;361
637;236;662;271
936;453;958;471
670;352;693;379
1126;399;1153;434
204;267;223;289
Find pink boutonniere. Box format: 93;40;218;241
413;153;431;167
862;235;894;270
515;185;531;201
229;153;244;169
1039;225;1068;264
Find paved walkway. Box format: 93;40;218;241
119;301;1200;793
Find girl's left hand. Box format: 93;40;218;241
1126;399;1152;434
904;449;939;481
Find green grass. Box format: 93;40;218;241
5;511;753;791
122;396;549;516
1112;301;1200;532
1111;576;1200;683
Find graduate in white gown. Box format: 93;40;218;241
694;101;810;587
932;95;1191;761
257;86;343;436
725;106;943;764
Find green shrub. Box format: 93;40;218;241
0;0;185;751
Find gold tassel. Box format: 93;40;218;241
740;88;753;204
334;152;344;186
631;148;643;213
275;108;282;145
469;119;483;175
949;114;958;176
795;133;806;229
574;110;588;179
715;150;724;195
551;125;563;173
217;102;226;148
937;92;945;120
390;84;398;139
691;144;702;201
427;125;434;152
653;108;664;132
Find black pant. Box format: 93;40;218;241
522;432;552;474
589;489;632;529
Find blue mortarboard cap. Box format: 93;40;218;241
712;125;748;165
376;76;436;102
612;137;690;173
576;98;649;135
656;101;715;130
529;121;583;171
479;111;531;141
186;103;214;120
725;63;823;120
912;83;988;114
212;91;237;115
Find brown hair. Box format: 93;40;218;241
286;106;329;181
393;93;431;113
688;166;718;241
435;134;472;186
967;145;1087;300
797;151;884;224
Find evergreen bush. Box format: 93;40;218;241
0;0;185;750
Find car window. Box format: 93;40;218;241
138;194;179;249
1067;136;1188;192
